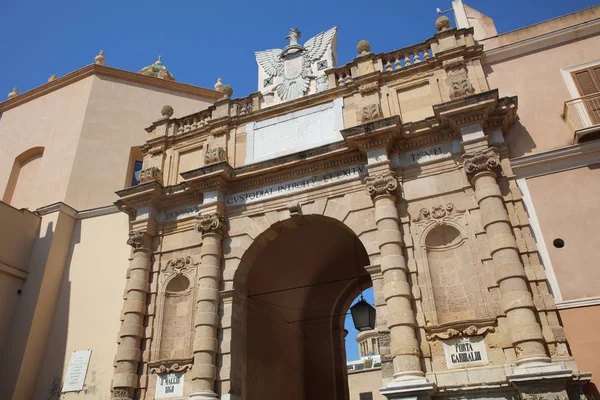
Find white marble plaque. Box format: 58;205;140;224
155;373;184;398
245;98;344;164
225;164;367;206
443;336;488;369
61;349;92;392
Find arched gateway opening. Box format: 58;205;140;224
232;215;372;400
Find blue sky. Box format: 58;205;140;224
2;0;599;99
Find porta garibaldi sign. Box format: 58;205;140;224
443;336;488;369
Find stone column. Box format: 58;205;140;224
463;147;549;366
112;231;153;400
364;171;424;381
190;212;226;399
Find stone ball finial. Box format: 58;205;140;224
95;50;106;65
220;84;233;100
48;74;57;82
357;40;371;56
8;87;18;99
436;15;451;32
161;105;174;119
214;77;223;92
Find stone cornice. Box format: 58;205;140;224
0;64;221;114
341;116;402;152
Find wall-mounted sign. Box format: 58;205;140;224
443;336;488;369
225;164;367;206
61;349;92;392
155;372;184;398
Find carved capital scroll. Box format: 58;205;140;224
195;212;226;236
127;231;148;250
364;171;398;199
140;167;162;184
462;147;500;182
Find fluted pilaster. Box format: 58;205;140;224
463;148;549;366
190;212;226;399
364;172;424;380
112;231;153;400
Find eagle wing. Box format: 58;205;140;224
303;26;337;62
255;49;284;77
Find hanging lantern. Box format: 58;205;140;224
350;295;376;331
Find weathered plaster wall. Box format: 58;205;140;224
32;211;131;400
525;166;600;301
559;305;600;385
483;34;600;158
347;369;385;400
0;77;94;210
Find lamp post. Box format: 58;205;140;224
350;294;376;331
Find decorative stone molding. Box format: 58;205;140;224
161;105;174;119
164;256;193;276
435;16;451;32
149;360;194;374
442;56;475;100
360;103;383;123
140;167;163;184
357;40;371;55
288;202;302;217
111;388;133;400
126;231;146;249
358;82;379;94
364;171;398;198
204;146;227;165
147;146;164;157
211;125;229;136
462;147;500;181
195;212;226;236
426;325;495;340
412;203;465;224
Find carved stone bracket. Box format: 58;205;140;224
364;171;399;199
127;231;147;250
425;319;496;340
359;103;383;123
288;202;302;217
140;167;163;184
204;146;227;165
412;203;465;225
462;147;500;181
358;81;379;94
195;212;227;236
164;256;192;276
148;358;194;374
210;125;229;136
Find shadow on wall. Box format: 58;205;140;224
35;221;80;399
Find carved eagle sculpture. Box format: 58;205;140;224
255;27;337;102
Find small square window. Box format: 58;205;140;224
264;77;273;87
317;60;328;70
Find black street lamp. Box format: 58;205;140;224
350;294;376;331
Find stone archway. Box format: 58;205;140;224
231;215;372;400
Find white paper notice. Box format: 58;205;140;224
62;349;92;392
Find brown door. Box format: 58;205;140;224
572;66;600;125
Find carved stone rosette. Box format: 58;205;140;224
462;147;500;181
364;171;399;199
195;212;226;237
164;256;192;277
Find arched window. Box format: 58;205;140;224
3;147;45;209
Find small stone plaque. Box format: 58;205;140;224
61;349;92;392
443;336;488;369
155;372;184;398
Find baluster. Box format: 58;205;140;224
423;48;431;60
394;55;402;70
338;73;345;86
413;52;421;63
346;70;353;83
191;117;198;130
385;59;392;72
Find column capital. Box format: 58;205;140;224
364;171;399;199
462;147;500;182
126;230;151;250
195;212;227;236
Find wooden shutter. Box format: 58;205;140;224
359;392;373;400
572;67;600;96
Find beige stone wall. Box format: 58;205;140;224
31;211;131;399
483;34;600;158
347;369;385;400
525;166;600;301
559;305;600;384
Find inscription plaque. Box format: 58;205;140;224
61;349;92;392
155;372;184;398
443;336;488;369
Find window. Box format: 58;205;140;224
572;66;600;96
131;160;143;186
359;392;373;400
